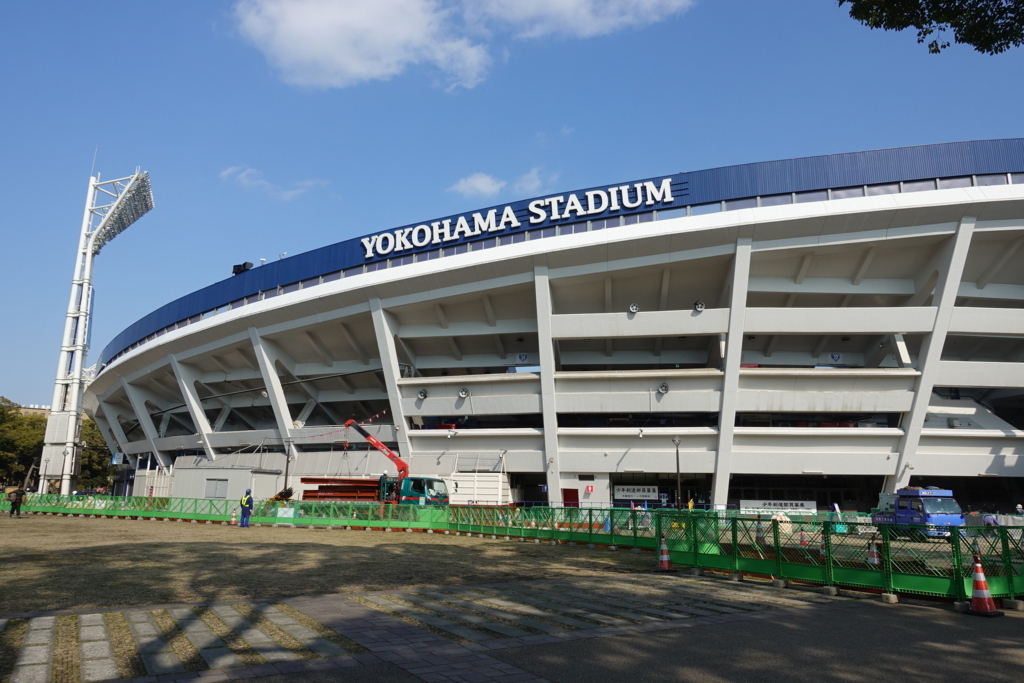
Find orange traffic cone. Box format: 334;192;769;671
867;542;880;565
967;555;1004;617
656;535;676;572
799;530;808;548
229;510;237;526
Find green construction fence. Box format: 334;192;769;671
4;494;1022;601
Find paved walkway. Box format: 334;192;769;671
0;574;927;683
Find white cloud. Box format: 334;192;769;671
513;167;559;196
513;168;543;195
233;0;692;89
220;165;328;201
465;0;694;39
235;0;489;89
448;172;507;198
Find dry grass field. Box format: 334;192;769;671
0;514;651;615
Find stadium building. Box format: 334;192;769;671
81;140;1024;510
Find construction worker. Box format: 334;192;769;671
239;489;254;528
7;487;25;517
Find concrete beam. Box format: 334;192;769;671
977;236;1024;289
535;266;562;503
304;331;335;365
169;356;216;459
339;323;370;365
744;307;936;335
886;217;975;493
935;361;1024;388
482;294;497;327
712;235;752;507
369;298;414;469
852;246;877;285
551;309;730;339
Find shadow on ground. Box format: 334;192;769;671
492;601;1024;683
0;516;650;614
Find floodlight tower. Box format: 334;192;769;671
41;169;154;495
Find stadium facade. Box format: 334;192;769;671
81;140;1024;510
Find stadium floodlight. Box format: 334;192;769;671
41;169;154;495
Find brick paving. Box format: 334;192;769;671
0;575;868;683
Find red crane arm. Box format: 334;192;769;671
344;419;410;480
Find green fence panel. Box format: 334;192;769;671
15;493;1024;600
957;525;1016;598
732;517;776;576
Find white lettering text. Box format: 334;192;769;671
644;178;673;205
376;232;395;255
528;200;547;224
562;193;586;219
499;205;521;229
473;210;499;233
586;190;609;215
395;228;414;251
621;184;644;209
546;196;565;220
411;225;431;247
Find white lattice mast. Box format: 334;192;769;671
42;169;154;495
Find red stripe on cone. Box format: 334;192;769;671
867;542;880;565
970;555;1001;615
658;535;674;571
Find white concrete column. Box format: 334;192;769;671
534;266;562;503
169;355;216;460
248;327;297;488
368;298;415;469
99;400;132;450
711;236;752;507
884;217;976;492
120;379;173;470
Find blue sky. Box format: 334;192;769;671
2;0;1022;406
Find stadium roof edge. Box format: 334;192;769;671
97;138;1024;368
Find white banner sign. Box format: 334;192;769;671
614;485;659;500
740;500;817;512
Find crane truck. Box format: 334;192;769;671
301;420;450;505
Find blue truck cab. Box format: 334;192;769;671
871;487;964;537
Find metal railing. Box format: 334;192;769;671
5;495;1021;601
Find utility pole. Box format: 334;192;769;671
673;436;682;510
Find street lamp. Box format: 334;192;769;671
672;436;682;510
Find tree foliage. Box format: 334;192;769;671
79;419;116;489
0;396;116;489
839;0;1024;54
0;397;37;485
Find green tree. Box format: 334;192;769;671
0;397;115;490
79;419;116;489
839;0;1024;53
0;397;44;486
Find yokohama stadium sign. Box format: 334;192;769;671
359;176;688;259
